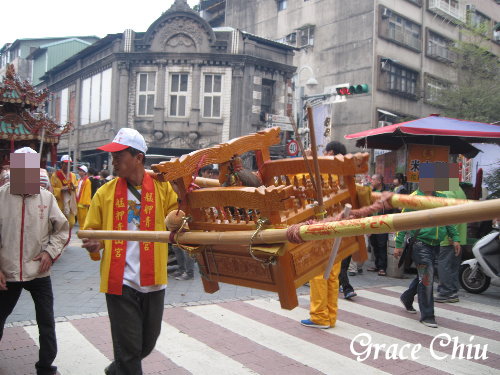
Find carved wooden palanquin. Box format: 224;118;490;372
153;128;369;309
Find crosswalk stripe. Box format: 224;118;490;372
383;286;500;316
155;322;258;375
297;295;500;356
24;322;109;375
356;289;500;332
246;298;497;375
186;304;390;374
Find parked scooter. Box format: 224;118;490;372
459;220;500;294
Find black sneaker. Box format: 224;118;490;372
175;272;194;280
170;269;183;278
420;318;438;328
400;296;417;314
434;294;459;303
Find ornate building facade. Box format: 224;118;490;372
41;0;295;169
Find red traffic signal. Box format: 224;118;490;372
336;84;369;96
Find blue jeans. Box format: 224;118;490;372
401;241;439;321
438;245;461;297
172;245;195;277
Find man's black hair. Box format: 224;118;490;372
394;173;406;184
200;165;214;173
126;147;146;165
325;141;347;156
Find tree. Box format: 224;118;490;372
436;26;500;123
483;165;500;200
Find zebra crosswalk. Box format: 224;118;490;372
1;286;499;375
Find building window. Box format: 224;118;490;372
60;88;69;125
261;79;274;117
169;73;189;117
428;0;465;23
137;72;156;116
202;74;222;118
380;58;419;99
80;68;112;125
425;75;449;104
277;0;287;11
298;26;315;47
380;6;421;51
468;9;491;35
426;30;456;63
285;32;297;46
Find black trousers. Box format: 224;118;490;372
105;286;165;375
339;255;354;296
370;233;389;271
0;276;57;375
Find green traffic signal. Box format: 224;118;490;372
348;84;369;94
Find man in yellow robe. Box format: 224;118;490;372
76;165;91;227
81;128;177;375
50;155;77;230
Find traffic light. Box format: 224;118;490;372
336;84;369;96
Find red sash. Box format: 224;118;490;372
76;176;88;202
56;170;71;186
108;173;156;295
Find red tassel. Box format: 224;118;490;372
10;137;14;153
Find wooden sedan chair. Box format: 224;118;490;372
153;128;369;309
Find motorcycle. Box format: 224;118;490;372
459;220;500;294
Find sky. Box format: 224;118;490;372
1;0;199;47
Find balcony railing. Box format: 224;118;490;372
428;0;466;23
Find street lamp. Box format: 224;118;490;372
294;66;318;134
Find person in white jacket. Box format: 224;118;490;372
0;147;69;375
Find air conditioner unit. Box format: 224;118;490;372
378;121;392;127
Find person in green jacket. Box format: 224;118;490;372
435;186;467;303
395;189;460;328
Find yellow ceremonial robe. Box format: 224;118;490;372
83;177;177;293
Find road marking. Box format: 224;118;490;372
357;289;500;332
247;298;497;375
24;322;109;375
384;286;500;316
155;322;258;375
186;304;390;375
298;295;500;356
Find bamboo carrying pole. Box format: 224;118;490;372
306;105;325;214
77;198;500;246
371;192;470;210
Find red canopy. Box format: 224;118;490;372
345;116;500;157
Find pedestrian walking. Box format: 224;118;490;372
395;188;460;328
81;128;177;375
0;147;69;375
76;165;92;228
50;155;77;230
171;245;195;280
367;174;389;276
436;186;467;303
300;141;355;329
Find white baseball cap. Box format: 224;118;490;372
97;128;147;154
61;154;72;163
14;147;38;154
78;165;88;173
